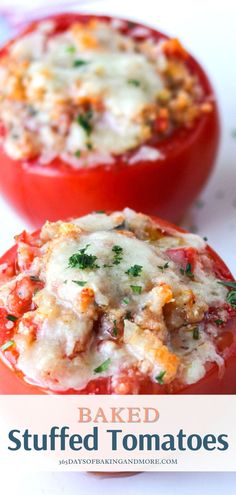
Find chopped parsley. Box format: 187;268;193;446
86;142;93;150
6;314;18;322
192;327;200;340
125;264;143;277
158;262;169;271
95;210;105;214
66;45;76;54
73;59;88;67
218;280;236;290
1;340;14;352
104;245;123;267
113;320;118;337
75;150;81;158
68;245;99;270
122;297;130;305
94;358;111;374
77;110;93;136
72;280;87;287
155;371;166;385
215;319;224;326
180;263;194;278
130;285;142;295
226;291;236;308
112;245;123;265
128;79;141;87
218;280;236;308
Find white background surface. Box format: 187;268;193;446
0;0;235;493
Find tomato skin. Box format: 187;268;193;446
0;214;235;395
0;14;220;227
166;246;197;271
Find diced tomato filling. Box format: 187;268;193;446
154;109;169;133
0;261;15;280
0;307;15;346
162;38;189;60
0;121;6;138
15;230;41;248
205;304;236;324
6;276;40;316
166;246;197;271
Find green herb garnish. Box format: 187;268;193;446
218;280;236;290
128;79;141;87
95;210;105;214
1;340;14;352
180;263;194;278
75;150;81;158
155;371;166;385
112;245;123;265
158;262;169;271
66;45;76;54
6;314;18;322
86;142;93;150
215;319;224;326
226;291;236;307
126;264;143;277
77;110;93;136
94;358;111;374
73;59;88;67
130;285;142;295
218;280;236;308
72;280;87;287
68;244;99;270
203;236;208;242
113;320;118;337
192;327;200;340
123;297;129;305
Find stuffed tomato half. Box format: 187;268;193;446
0;209;235;395
0;13;219;226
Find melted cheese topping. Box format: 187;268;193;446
0;209;228;393
0;18;207;167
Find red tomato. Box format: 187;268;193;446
0;215;235;395
166;246;198;271
0;14;220;227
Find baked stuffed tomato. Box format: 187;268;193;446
0;209;235;395
0;14;219;227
